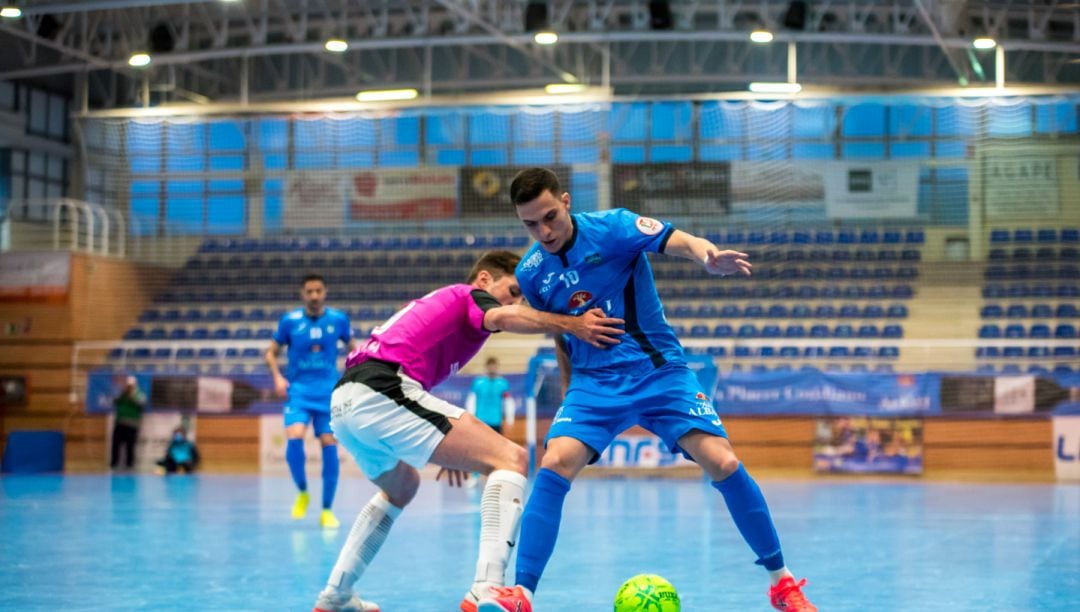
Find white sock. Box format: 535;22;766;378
472;469;527;588
769;567;794;586
326;493;402;593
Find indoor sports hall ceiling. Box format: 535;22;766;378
0;0;1077;109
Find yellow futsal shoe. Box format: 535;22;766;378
292;491;311;520
320;509;341;529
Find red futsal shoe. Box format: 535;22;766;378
476;585;533;612
769;576;817;612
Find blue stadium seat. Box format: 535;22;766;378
814;231;834;245
833;324;854;338
211;328;231;340
1027;346;1049;358
883;230;902;244
761;325;782;338
139;310;161;323
1002;346;1024;358
671;304;694;319
814;305;836;319
1028;365;1050;375
1056;324;1077;338
853;346;873;358
671;324;687;337
190;328;210;340
828;346;850;358
873;364;895;373
900;249;921;261
769;231;790;244
1005;304;1028;318
759;346;777;358
720;305;741;318
857;325;880;338
689;325;710;338
981;305;1003;318
713;324;733;338
892;286;914;299
736;324;758;338
990;229;1010;243
123;328;146;340
767;305;789;318
168;328;189;340
734;346;754;358
1028;324;1050;339
152;348;172;360
886;304;908;318
743;304;764;318
905;230;924;244
882;325;903;338
1000;364;1023;374
1030;304;1052;318
1056;304;1078;318
1053;346;1077;358
979;324;1001;338
707;346;727;357
989;249;1008;261
976;364;996;373
232;328;252;340
1061;229;1079;243
241;347;262;359
1013;229;1034;243
1004;324;1025;338
803;346;826;358
176;348;196;359
198;348;218;359
1059;284;1080;298
784;325;806;338
1062;247;1078;260
837;230;856;244
255;328;273;340
860;230;879;244
1053;365;1075;375
790;304;812;318
779;346;799;358
809;324;830;338
162;309;181;321
976;346;1000;358
877;249;898;261
849;364;869;373
839;305;860;319
1035;248;1056;261
1013;248;1033;261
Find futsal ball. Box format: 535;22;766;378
613;574;680;612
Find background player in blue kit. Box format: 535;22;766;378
478;168;817;612
265;273;357;528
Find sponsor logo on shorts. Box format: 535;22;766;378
635;216;664;235
568;290;593;308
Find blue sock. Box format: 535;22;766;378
514;468;572;593
285;438;307;492
712;464;785;571
321;445;339;509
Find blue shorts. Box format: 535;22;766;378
547;361;727;464
284;404;333;436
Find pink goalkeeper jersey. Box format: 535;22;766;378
345;284;499;390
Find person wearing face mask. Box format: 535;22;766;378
310;250;625;612
156;427;200;474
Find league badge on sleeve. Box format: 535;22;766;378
636;216;664;235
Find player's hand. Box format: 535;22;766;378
273;376;289;398
436;468;468;488
703;249;752;277
572;307;625;349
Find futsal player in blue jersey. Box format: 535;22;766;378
478;168;817;612
265;273;357;529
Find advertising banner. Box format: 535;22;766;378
284;171;347;228
612;162;731;216
1053;416;1080;481
87;371;283;414
459;165;570;217
258;414;363;476
813;416;923;474
347;168;458;220
106;411;195;473
824;161;919;219
594;434;694;468
713;371;939;416
0;252;70;301
985;156;1059;218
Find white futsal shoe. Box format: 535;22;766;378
312;588;380;612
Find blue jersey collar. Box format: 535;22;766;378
556;215;579;266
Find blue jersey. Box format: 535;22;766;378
471;376;510;426
273;307;352;409
516;209;685;374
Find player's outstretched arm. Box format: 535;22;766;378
664;229;752;277
483;305;624;348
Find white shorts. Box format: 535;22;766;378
330;359;464;480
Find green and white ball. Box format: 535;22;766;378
613;574;681;612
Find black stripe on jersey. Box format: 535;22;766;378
658;226;676;254
623;254;667;369
556;216;580;267
470;289;501;312
336;359;452;434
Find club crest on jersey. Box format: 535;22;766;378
568;290;593;309
635;216;664;235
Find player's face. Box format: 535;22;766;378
301;280;326;313
516;189;572;253
487;273;523;306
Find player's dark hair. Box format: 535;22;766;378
510;167;561;205
301;273;326;286
486;357;498;366
466;250;521;283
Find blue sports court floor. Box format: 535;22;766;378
1;474;1078;611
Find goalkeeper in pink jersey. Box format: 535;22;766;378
311;250;624;612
